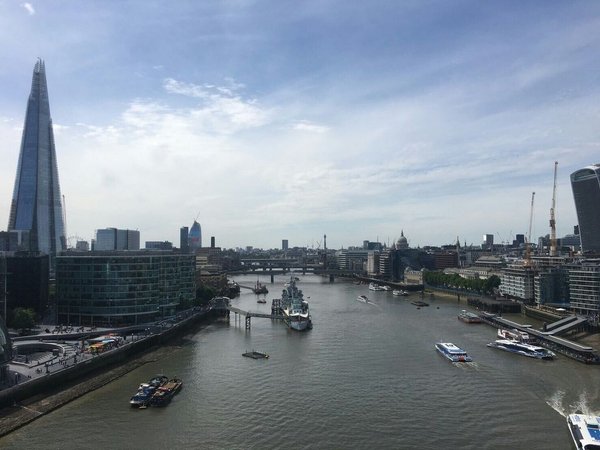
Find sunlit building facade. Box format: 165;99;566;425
571;164;600;253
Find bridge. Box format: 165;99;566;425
227;305;286;330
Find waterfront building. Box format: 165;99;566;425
404;268;424;285
567;260;600;324
534;268;569;306
336;249;369;272
432;252;458;270
55;251;195;326
195;247;223;273
94;228;140;251
7;60;66;258
0;254;49;316
499;264;535;302
367;251;380;276
571;164;600;253
189;220;202;251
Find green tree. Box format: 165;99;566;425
11;307;36;332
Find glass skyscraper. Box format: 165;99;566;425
8;60;66;256
571;164;600;253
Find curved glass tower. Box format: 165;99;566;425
571;164;600;253
188;220;202;251
8;60;66;256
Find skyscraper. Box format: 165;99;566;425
7;60;66;256
571;164;600;253
188;220;202;251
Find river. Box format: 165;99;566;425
1;274;597;449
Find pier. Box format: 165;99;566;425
227;305;285;330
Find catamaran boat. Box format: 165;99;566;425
567;414;600;449
435;342;473;362
280;277;312;331
487;339;555;360
497;328;532;343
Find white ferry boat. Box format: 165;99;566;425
497;328;532;343
392;290;408;296
368;282;384;291
487;339;555;360
280;277;312;331
567;414;600;449
435;342;473;362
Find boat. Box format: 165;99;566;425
382;285;392;291
242;350;269;359
435;342;473;362
411;300;429;307
487;339;555;360
150;378;183;406
567;414;600;449
280;277;312;331
368;282;384;291
130;374;168;407
497;328;532;343
257;298;267;304
458;310;482;323
357;295;369;303
392;290;408;296
253;281;268;295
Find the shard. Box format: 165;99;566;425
7;59;66;256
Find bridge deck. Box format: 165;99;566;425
227;306;285;320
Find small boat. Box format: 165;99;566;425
392;290;408;296
382;285;392;291
130;384;156;408
411;300;429;307
458;310;482;323
257;298;267;304
435;342;473;362
253;281;268;294
368;282;384;291
243;350;269;359
357;295;369;303
567;414;600;449
487;339;555;360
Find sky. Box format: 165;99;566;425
0;1;599;250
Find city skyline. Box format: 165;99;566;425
1;2;600;249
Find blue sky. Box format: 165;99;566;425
1;1;599;249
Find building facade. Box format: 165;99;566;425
95;228;140;251
7;60;66;257
499;264;535;302
567;260;600;323
571;164;600;253
189;221;202;250
55;252;195;326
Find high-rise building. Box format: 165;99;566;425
282;239;289;251
188;220;202;251
571;164;600;253
180;226;189;253
7;60;66;256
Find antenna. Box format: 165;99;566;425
195;211;201;222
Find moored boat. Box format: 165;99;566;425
497;328;532;343
368;282;384;291
130;384;156;408
487;339;555;360
242;350;269;359
280;277;312;331
567;414;600;449
435;342;473;362
392;290;408;296
458;310;482;323
150;378;183;407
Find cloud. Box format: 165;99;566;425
21;2;35;15
292;121;329;134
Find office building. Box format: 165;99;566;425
567;260;600;324
482;234;494;250
499;264;535;302
95;228;140;251
189;220;202;251
282;239;289;251
145;241;173;250
7;60;66;257
56;251;195;326
571;164;600;252
0;254;49;315
180;226;189;253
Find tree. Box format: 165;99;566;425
11;307;36;332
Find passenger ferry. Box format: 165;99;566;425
435;342;473;362
487;339;555;360
457;310;482;323
567;414;600;449
392;289;408;296
497;328;532;343
368;282;384;291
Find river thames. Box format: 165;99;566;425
1;274;597;449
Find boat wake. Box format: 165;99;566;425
452;361;480;370
547;390;600;418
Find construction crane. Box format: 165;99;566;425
549;161;558;256
525;192;535;265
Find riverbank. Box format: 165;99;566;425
0;344;178;437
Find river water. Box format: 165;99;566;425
1;274;597;449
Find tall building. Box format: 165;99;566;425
180;226;189;253
7;60;66;256
188;220;202;251
282;239;289;251
571;164;600;253
94;228;140;250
